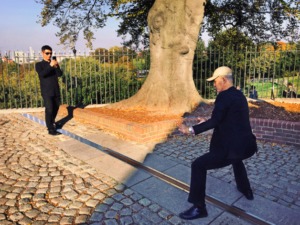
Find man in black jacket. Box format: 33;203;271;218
36;45;63;135
178;66;257;220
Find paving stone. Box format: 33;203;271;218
129;192;143;201
94;204;109;213
35;188;48;194
0;191;7;198
103;198;115;205
106;189;118;196
24;209;40;218
32;193;45;202
48;192;60;198
77;206;92;215
48;214;61;223
7;207;19;215
0;198;8;205
64;209;78;217
120;207;132;216
105;210;118;219
104;219;119;225
39;204;55;213
111;202;123;211
85;199;99;208
168;215;183;225
149;203;161;213
139;198;151;207
89;212;104;222
57;199;72;207
121;198;134;206
86;187;100;195
132;213;152;225
18;204;32;212
98;184;110;192
5;193;18;199
9;212;24;221
75;214;89;224
34;200;47;208
115;184;126;192
123;189;134;196
94;192;106;200
32;221;47;225
18;216;32;225
0;213;6;220
60;216;74;224
51;207;65;215
158;209;172;220
119;216;133;225
50;186;61;193
112;193;125;201
130;203;143;212
69;201;83;209
140;208;162;224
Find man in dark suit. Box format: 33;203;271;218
36;45;63;135
178;66;257;220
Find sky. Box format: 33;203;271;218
0;0;210;54
0;0;124;53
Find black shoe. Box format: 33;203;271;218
237;187;254;200
48;130;61;135
179;205;208;220
55;122;63;129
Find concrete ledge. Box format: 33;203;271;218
0;107;44;114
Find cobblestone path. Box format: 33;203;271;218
0;114;193;225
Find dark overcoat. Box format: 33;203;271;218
192;86;257;160
35;60;62;97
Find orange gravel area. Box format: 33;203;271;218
264;101;300;113
86;107;182;124
248;101;300;121
84;101;300;123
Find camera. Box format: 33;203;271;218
52;56;57;60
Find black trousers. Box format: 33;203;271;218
43;95;60;131
188;152;251;206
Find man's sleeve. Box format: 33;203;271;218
55;66;63;77
36;62;54;78
192;93;228;135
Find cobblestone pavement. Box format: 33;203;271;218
0;114;192;225
154;134;300;211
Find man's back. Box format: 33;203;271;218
213;87;256;160
193;86;257;160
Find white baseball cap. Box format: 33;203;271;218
207;66;232;81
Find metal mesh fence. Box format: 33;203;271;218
0;47;299;109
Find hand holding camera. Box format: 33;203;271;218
50;56;58;68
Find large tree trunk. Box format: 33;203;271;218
110;0;206;115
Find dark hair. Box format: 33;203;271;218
41;45;52;52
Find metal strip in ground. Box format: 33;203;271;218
22;113;273;225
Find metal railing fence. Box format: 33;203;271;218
0;47;299;109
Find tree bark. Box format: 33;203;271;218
109;0;206;115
